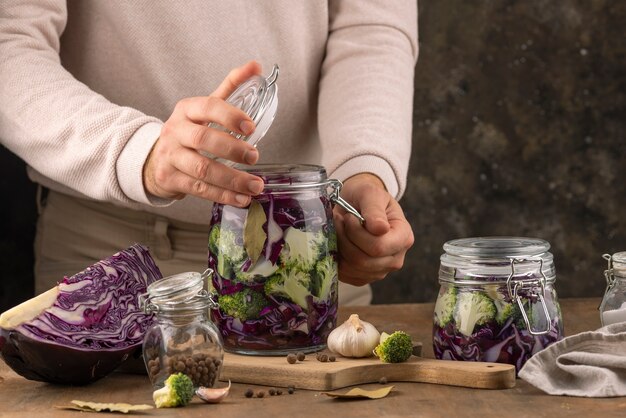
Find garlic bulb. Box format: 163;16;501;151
327;314;380;358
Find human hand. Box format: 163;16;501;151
143;61;266;207
333;173;414;286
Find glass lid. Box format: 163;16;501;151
217;64;279;150
146;271;205;305
443;237;550;259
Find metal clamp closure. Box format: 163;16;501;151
506;258;552;335
327;179;365;224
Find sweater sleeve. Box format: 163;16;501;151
0;0;165;205
319;0;418;199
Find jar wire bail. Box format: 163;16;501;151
327;179;365;224
506;258;552;336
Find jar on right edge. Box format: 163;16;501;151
599;252;626;326
432;237;564;373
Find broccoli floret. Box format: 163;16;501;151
234;257;279;283
313;255;337;301
485;286;516;325
152;373;194;408
453;292;497;336
279;227;325;272
218;288;268;320
434;287;457;326
208;224;220;255
264;268;312;309
374;331;413;363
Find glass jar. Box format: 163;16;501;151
599;252;626;326
208;164;361;355
141;270;224;389
432;237;564;373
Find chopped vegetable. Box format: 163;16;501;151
264;269;312;309
434;286;457;326
374;331;413;363
0;244;162;384
153;373;194;408
279;227;325;272
453;291;496;336
218;288;268;321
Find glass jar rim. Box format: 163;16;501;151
238;164;328;190
612;251;626;268
443;236;550;258
142;270;214;314
440;236;555;283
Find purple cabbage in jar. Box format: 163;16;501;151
208;170;338;354
432;276;564;373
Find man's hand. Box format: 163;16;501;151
333;173;414;286
143;61;266;207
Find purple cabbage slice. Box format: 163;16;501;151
0;244;162;384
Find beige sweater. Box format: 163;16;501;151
0;1;418;225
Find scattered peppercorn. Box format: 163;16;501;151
276;389;283;395
256;391;265;398
318;354;328;362
287;385;295;394
328;355;336;362
286;353;297;364
379;377;388;385
244;388;254;398
269;388;276;396
296;352;306;361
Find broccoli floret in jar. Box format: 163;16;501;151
453;291;496;336
485;286;516;325
218;288;268;321
312;255;337;302
434;286;457;326
279;227;325;272
264;269;312;309
209;225;246;278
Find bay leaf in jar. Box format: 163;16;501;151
243;200;267;265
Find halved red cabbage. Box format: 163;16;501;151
0;244;162;384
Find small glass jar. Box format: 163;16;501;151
141;270;224;389
599;252;626;326
432;237;564;373
208;164;361;355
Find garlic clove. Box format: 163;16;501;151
196;380;231;404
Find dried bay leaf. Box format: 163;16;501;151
55;400;153;413
322;385;394;399
243;200;267;264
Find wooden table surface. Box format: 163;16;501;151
1;298;624;418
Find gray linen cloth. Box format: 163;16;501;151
519;322;626;397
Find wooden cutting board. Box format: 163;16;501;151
221;352;516;391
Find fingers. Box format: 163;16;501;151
157;170;255;207
167;120;259;165
338;205;412;257
211;60;263;100
170;147;264;195
174;96;256;136
335;215;406;286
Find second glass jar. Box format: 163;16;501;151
432;237;564;373
208;164;340;355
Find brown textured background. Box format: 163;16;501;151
0;1;624;311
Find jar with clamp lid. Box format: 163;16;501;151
141;270;224;389
433;237;564;372
599;252;626;326
208;164;364;355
